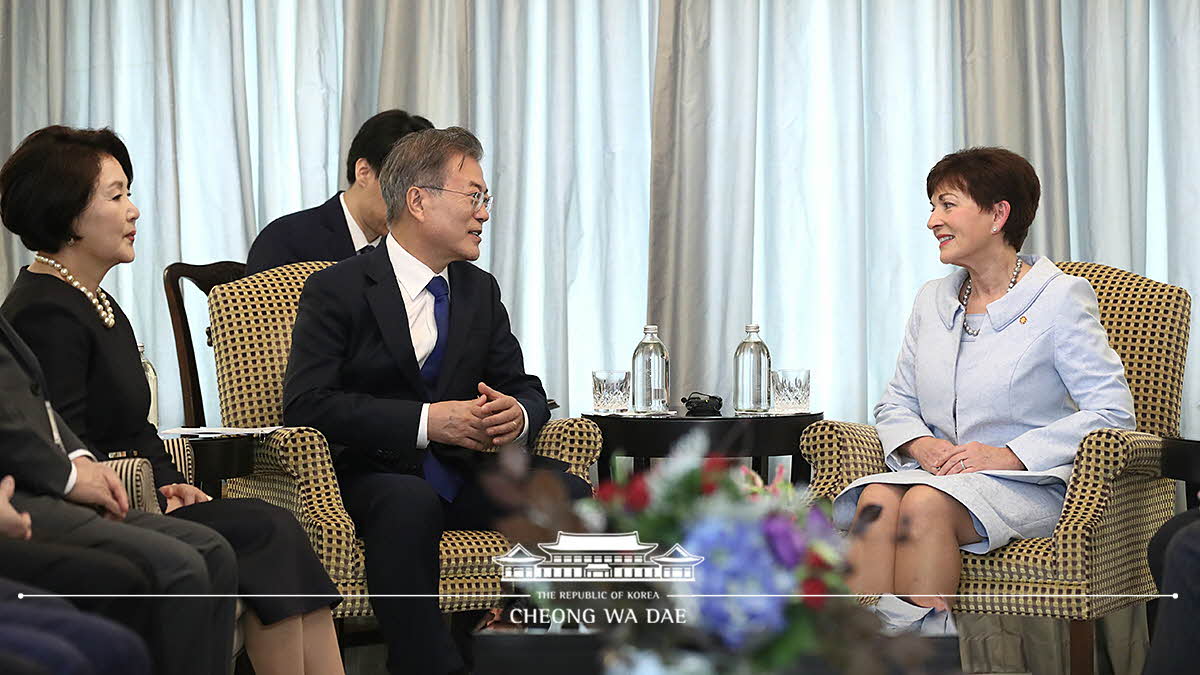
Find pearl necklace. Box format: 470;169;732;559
960;257;1022;337
34;254;115;328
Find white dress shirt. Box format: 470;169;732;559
63;449;94;494
340;193;382;253
384;234;528;449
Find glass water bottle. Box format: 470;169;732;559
138;343;159;426
632;325;671;413
734;324;771;413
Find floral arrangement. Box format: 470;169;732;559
582;431;858;671
491;432;933;674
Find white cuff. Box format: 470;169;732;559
63;450;96;494
513;402;530;445
497;402;531;454
416;403;430;449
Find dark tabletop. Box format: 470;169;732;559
583;411;823;483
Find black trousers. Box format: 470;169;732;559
12;493;237;675
0;538;153;637
1145;513;1200;674
340;466;591;675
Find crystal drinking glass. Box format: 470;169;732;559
592;370;631;413
770;369;810;413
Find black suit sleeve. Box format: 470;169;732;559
481;276;550;445
0;341;71;496
283;274;425;457
245;222;299;276
0;393;73;497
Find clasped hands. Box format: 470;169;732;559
906;436;1026;475
428;382;525;451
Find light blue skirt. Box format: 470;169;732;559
832;470;1068;553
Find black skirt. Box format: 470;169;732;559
170;498;341;624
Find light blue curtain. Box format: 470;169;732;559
647;0;1200;436
2;0;1199;439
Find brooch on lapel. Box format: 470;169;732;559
1019;316;1028;324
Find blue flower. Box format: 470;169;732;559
682;516;795;649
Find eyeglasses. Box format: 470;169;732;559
417;185;493;213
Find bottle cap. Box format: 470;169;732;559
745;323;759;332
644;324;658;332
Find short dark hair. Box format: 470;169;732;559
379;127;485;222
926;147;1040;250
0;125;134;253
345;109;434;185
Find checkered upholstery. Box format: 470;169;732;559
205;262;600;617
801;261;1190;620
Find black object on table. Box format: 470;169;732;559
1161;437;1200;510
188;435;256;499
583;412;823;484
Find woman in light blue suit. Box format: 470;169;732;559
832;147;1135;633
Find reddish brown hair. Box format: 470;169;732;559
926;147;1040;250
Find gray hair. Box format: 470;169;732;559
380;126;484;222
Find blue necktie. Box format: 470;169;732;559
419;276;462;500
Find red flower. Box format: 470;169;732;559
702;456;732;474
700;479;719;495
801;577;828;610
624;474;651;512
595;481;622;504
806;549;831;572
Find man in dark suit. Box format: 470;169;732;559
0;313;237;675
284;126;588;674
246;109;434;274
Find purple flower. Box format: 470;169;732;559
806;505;836;541
762;513;806;568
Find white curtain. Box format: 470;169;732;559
340;0;656;416
0;0;343;427
648;0;1200;434
2;0;1199;438
650;0;959;422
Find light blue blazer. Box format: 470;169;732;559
875;255;1135;485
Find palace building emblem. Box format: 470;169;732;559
493;531;704;582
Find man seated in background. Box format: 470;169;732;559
0;313;237;675
283;126;589;674
245;108;433;274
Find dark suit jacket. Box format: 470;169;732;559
0;314;83;497
245;193;357;275
282;244;551;476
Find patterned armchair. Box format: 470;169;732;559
105;438;198;514
204;261;601;621
801;262;1190;675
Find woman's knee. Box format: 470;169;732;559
898;486;961;525
859;484;905;512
